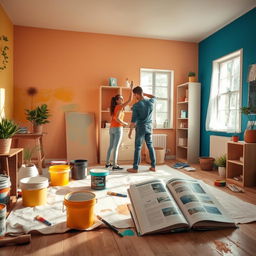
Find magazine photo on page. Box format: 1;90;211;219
128;178;236;236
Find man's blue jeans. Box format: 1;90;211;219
106;127;123;166
133;125;156;170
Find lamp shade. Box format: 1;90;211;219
248;64;256;82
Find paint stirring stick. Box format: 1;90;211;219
107;191;127;197
97;215;123;237
35;215;52;226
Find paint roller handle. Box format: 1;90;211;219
0;234;31;247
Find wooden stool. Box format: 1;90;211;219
0;148;23;196
12;133;45;173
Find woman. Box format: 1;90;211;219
106;82;133;170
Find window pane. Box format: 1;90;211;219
227;109;239;130
156;100;168;112
232;57;240;76
155;73;168;87
141;72;152;86
230;92;239;110
155;87;168;98
218;94;229;111
219;78;230;93
155;112;168;128
141;85;153;94
231;75;240;91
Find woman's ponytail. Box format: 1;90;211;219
110;94;121;115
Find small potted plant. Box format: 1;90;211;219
188;72;196;82
18;147;39;184
214;154;226;178
25;104;50;133
0;118;19;154
241;106;256;143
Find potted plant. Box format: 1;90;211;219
25;104;50;133
18;147;39;184
188;72;196;82
241;106;256;143
0;118;19;154
214;154;226;178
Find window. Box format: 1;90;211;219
140;68;173;129
206;50;242;132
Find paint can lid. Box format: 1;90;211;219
0;174;11;189
20;176;49;190
90;169;109;176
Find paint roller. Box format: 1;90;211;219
0;234;31;247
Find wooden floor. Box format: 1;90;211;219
1;161;256;256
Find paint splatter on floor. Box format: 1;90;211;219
214;240;232;254
116;204;130;215
100;209;112;213
121;229;135;236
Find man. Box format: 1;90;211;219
127;86;156;173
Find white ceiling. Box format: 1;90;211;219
1;0;256;42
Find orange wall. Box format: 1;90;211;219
14;26;198;160
0;4;13;119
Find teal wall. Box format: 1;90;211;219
199;7;256;156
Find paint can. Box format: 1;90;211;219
64;191;96;229
49;165;70;186
0;203;6;236
20;176;49;207
70;159;88;180
90;169;109;190
0;175;11;205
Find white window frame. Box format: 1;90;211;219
206;49;243;133
140;68;174;129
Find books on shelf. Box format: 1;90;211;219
128;178;236;236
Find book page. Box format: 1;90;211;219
166;178;235;229
129;179;189;235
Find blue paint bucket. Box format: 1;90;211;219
0;175;11;205
90;169;109;190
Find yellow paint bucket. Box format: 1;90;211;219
20;176;49;207
64;191;96;229
49;165;70;186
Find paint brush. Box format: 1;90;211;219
97;215;123;237
107;191;127;197
35;215;52;226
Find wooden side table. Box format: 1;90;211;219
0;148;23;196
12;133;45;173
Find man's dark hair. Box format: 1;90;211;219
133;86;143;95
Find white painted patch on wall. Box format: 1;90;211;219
210;135;231;159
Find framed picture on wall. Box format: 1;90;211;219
109;77;117;87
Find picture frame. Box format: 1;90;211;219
109;77;117;87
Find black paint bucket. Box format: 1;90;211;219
70;160;88;180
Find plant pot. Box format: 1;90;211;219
232;135;239;142
18;164;39;186
199;157;215;171
189;76;196;82
244;129;256;143
218;166;226;178
0;138;12;154
33;124;43;134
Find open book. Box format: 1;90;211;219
128;178;236;236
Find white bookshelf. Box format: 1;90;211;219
176;82;201;163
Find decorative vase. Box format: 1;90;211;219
18;164;39;186
244;129;256;143
218;167;226;178
33;124;43;134
199;157;215;171
189;76;196;82
232;135;239;142
0;138;12;154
